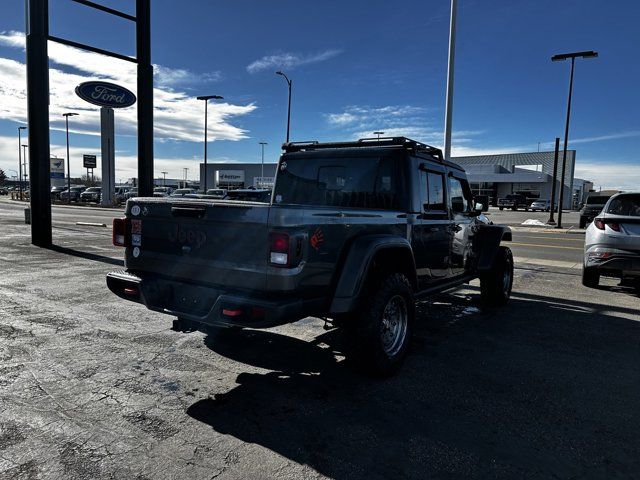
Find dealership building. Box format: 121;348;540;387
200;149;592;209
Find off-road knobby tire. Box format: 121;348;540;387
480;246;513;306
347;273;415;377
582;266;600;288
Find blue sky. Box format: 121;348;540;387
0;0;639;188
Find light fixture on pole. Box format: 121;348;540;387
275;71;292;143
259;142;267;179
17;126;26;199
373;131;384;140
551;50;598;228
63;113;79;203
196;95;223;193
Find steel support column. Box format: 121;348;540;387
26;0;52;246
136;0;153;197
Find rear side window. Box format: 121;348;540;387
420;171;446;211
606;194;640;217
274;156;399;209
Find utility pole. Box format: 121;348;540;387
276;71;292;143
63;112;78;203
551;50;598;228
17;126;26;200
443;0;457;160
196;95;223;192
546;137;560;225
259;142;267;178
161;171;168;186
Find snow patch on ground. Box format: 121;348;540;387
521;219;547;226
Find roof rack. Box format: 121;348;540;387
282;136;443;160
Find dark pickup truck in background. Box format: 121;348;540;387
498;193;529;211
107;137;513;376
579;195;612;228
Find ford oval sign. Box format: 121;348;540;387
75;81;136;108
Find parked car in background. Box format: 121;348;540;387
498;193;528;211
0;187;8;195
114;187;130;204
59;186;87;202
205;188;227;199
153;187;173;197
583;192;640;289
529;199;557;212
50;185;66;200
579;195;612;228
224;188;271;202
125;187;138;200
170;188;197;197
80;186;102;203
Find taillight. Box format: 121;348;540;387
594;218;605;230
607;222;621;232
113;218;129;246
269;232;290;267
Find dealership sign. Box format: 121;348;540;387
75;81;136;108
50;157;64;179
216;170;245;184
253;176;275;188
83;154;97;168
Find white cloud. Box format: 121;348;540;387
0;31;255;143
574;161;640;191
324;105;484;147
246;49;341;74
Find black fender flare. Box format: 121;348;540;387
475;225;512;271
329;235;416;314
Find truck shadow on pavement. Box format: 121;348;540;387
188;292;640;479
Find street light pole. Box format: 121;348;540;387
373;131;384;140
63;113;79;203
551;50;598;228
21;145;28;196
276;71;292;143
196;95;223;193
17;126;26;199
443;0;458;160
259;142;267;178
161;171;168;187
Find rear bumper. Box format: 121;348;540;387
584;247;640;276
106;270;319;328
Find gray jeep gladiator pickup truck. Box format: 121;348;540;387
107;137;513;376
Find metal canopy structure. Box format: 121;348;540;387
26;0;153;247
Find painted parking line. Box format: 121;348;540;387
509;242;584;251
515;235;585;242
514;256;580;269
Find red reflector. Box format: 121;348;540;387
113;218;129;246
123;287;138;296
594;219;605;230
271;233;289;252
608;222;621;232
222;308;243;317
251;307;265;318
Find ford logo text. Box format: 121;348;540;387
75;81;137;108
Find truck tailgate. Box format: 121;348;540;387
124;199;270;291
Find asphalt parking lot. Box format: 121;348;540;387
1;199;639;479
